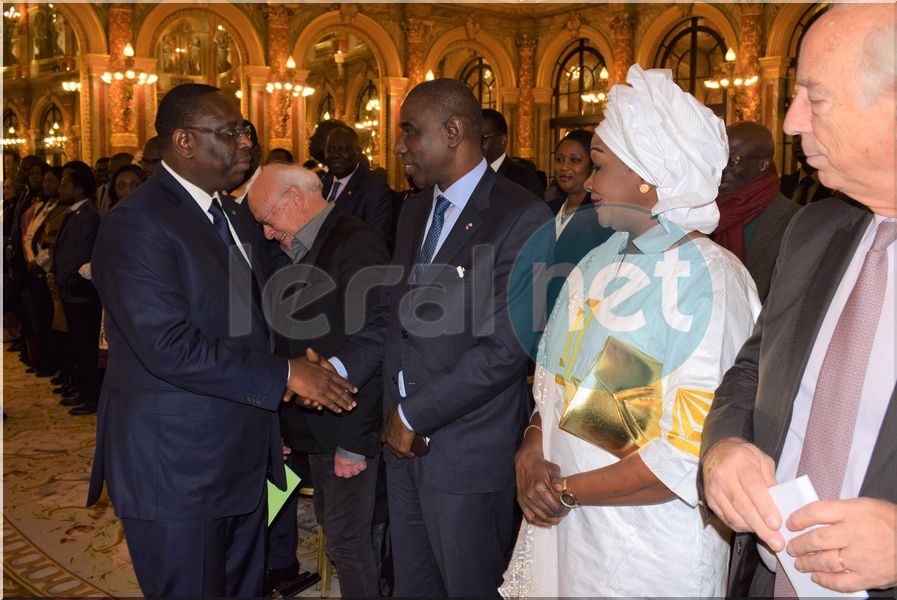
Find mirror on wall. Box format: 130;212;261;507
304;32;382;167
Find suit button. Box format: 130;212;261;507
734;539;743;554
401;329;409;339
391;376;398;385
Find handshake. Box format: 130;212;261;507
284;348;357;414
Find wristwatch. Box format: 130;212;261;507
559;477;578;508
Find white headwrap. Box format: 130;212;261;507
597;64;728;234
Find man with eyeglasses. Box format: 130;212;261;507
86;83;358;597
481;108;545;200
711;121;798;301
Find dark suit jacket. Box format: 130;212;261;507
51;200;101;303
269;208;390;458
86;166;288;521
323;165;394;243
337;166;554;494
496;156;545;200
745;193;799;302
700;197;897;597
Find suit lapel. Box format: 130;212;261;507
416;169;494;287
303;208;341;267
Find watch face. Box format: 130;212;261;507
560;490;577;508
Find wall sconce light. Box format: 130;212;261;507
61;80;81;92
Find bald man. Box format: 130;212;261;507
712;121;798;301
701;5;897;596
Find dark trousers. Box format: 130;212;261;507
120;493;267;598
309;452;381;598
61;299;100;397
387;458;516;597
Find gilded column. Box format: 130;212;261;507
516;33;537;161
14;3;28;79
736;3;763;122
403;18;431;91
609;10;636;85
264;4;293;146
108;3;137;152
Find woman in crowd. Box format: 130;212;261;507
107;164;146;211
502;65;761;596
545;130;613;311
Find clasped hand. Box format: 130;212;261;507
515;447;569;527
283;347;357;413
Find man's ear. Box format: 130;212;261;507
171;130;194;159
444;115;464;150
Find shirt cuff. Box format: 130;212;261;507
335;446;367;463
397;404;414;432
329;356;348;379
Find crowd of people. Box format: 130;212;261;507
2;4;893;598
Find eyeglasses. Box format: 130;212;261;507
183;125;254;142
481;132;500;142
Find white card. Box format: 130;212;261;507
767;476;866;598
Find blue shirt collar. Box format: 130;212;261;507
433;159;488;210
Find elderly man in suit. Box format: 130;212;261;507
248;163;390;597
328;79;554;596
711;121;798;301
481;108;545;200
86;83;357;597
700;5;897;597
322;125;394;242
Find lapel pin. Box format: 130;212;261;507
457;266;466;278
465;222;473;230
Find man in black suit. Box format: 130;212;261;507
323;125;394;242
249;163;390;597
481;108;545;200
330;79;553;596
86;83;357;597
50;164;101;415
700;5;897;596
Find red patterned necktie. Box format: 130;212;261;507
775;220;896;598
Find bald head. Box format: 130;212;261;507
247;163;326;251
783;4;895;213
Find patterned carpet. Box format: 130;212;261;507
2;344;334;598
2;344;139;597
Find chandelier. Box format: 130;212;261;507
101;43;158;86
581;66;610;105
2;127;26;148
61;80;81;92
266;56;315;98
704;48;758;91
43;121;67;149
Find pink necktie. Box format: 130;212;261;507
775;220;896;598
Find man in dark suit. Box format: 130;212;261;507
700;6;896;597
50;164;101;414
711;121;799;301
329;79;553;596
86;83;357;597
322;125;394;242
248;163;389;597
481;108;545;200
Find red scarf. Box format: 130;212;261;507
712;166;780;262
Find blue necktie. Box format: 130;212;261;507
411;194;452;283
208;197;237;249
329;181;341;202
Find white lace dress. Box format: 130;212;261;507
500;234;761;597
